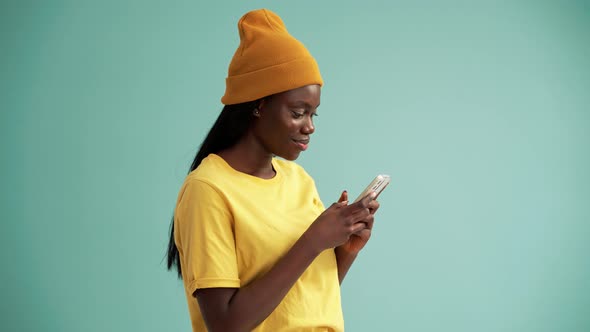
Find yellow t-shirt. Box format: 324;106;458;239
174;154;344;332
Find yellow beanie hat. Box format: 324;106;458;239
220;9;323;105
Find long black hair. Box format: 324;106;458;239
166;100;259;279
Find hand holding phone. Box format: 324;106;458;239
353;175;391;203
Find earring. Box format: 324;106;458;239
253;108;260;116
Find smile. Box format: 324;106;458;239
292;138;309;151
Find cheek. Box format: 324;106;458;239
267;114;297;135
256;116;290;145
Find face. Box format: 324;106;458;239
252;84;321;161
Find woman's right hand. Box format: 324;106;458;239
304;191;377;253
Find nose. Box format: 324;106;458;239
302;115;315;135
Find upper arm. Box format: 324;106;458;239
193;287;239;331
175;179;241;297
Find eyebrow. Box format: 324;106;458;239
291;101;320;109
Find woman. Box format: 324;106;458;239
166;9;380;332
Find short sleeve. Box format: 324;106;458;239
174;179;240;295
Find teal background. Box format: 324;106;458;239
2;1;589;331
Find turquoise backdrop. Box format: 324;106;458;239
2;1;589;331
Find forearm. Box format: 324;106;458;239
335;246;358;284
222;233;321;331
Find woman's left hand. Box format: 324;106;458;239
335;191;380;255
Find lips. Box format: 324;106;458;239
292;138;310;151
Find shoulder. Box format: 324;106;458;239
184;154;231;188
176;176;224;207
176;155;229;203
274;158;313;180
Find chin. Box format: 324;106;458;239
277;151;301;161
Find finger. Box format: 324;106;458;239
348;191;376;212
350;221;367;233
368;200;380;214
338;190;348;203
365;215;375;229
329;201;348;210
361;191;377;206
351;207;371;223
354;228;372;239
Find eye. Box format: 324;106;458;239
290;110;305;119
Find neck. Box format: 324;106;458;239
217;132;276;179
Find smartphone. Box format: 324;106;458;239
353;174;391;203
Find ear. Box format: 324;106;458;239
253;99;266;118
257;98;267;112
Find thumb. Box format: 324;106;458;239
338;190;348;203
